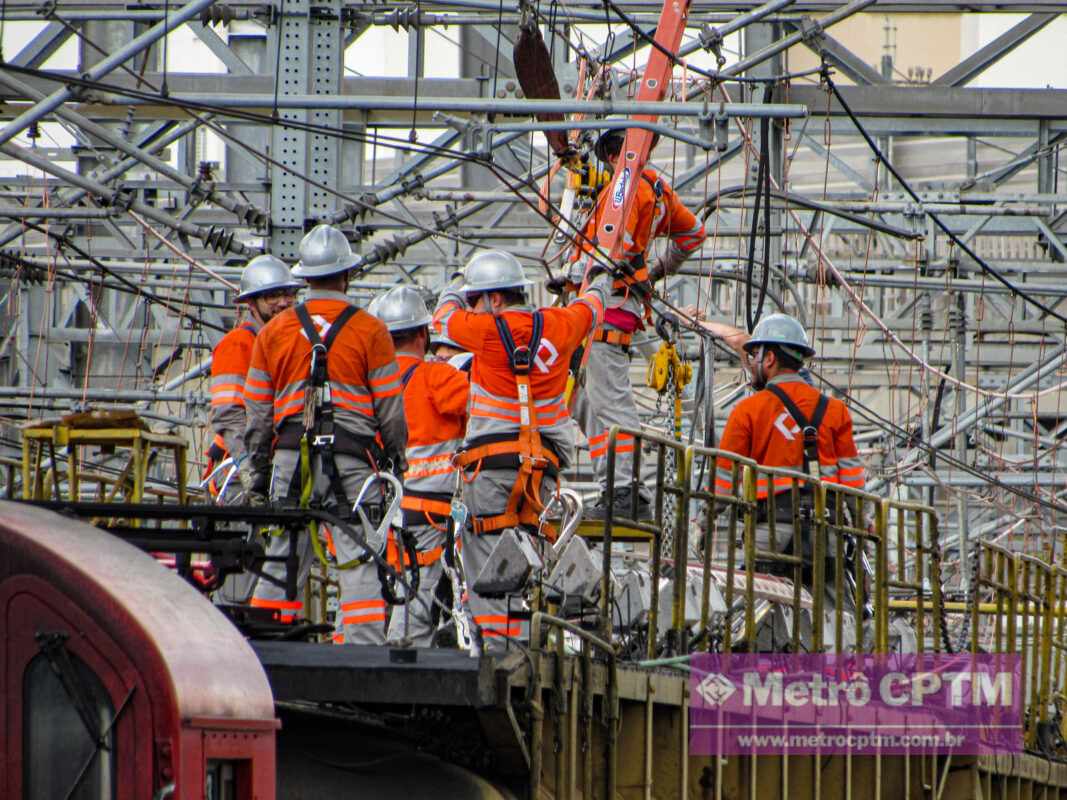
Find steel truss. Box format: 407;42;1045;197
0;0;1063;585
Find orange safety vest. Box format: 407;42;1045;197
206;321;257;486
395;353;469;538
714;375;866;499
438;291;604;536
243;293;407;455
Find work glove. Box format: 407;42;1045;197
545;275;570;296
585;261;613;281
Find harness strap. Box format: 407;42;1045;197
387;530;444;568
400;362;421;387
466;311;557;540
291;302;362;512
401;495;453;516
592;327;632;348
764;384;829;481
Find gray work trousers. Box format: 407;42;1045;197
460;466;557;651
573;332;645;496
386;522;446;647
250;447;387;645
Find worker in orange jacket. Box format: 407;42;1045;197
206;255;301;498
715;314;865;560
243;224;407;642
435;250;611;648
560;125;707;519
369;285;470;646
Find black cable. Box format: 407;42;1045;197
928;377;947;473
0;61;564;266
822;69;1067;328
758;92;772;326
805;364;1067;516
744;110;770;332
599;0;825;84
3;221;228;332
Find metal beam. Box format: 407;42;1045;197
0;0;218;146
0;119;197;249
787;21;886;85
9;21;75;69
0;70;266;228
933;13;1058;88
0;139;255;255
187;21;254;76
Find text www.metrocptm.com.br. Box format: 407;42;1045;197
734;732;968;749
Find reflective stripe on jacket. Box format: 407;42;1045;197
714;373;866;498
242;289;408;482
209;321;257;462
396;353;469;497
435;279;608;469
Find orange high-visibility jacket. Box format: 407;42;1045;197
715;374;866;499
569;167;706;288
396;352;469;522
242;289;407;482
208;320;257;464
436;281;608;468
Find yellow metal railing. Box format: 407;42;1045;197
884;497;944;653
594;426;690;654
598;425;948;658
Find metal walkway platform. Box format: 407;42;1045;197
251;641;518;708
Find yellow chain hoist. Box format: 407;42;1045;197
647;339;693;441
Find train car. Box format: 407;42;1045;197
0;501;277;799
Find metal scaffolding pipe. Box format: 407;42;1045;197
0;141;255;256
0;119;202;249
0;207;113;219
120;94;807;119
0;70;266;227
488;119;719;150
902;472;1064;487
0;0;219;147
0;387;208;403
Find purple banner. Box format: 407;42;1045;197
690;653;1022;755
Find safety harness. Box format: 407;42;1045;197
762;384;829;562
764;384;829;483
292;303;362;513
455;311;559;538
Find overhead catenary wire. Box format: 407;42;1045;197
821;68;1067;329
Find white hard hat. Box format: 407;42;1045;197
236;255;303;301
370;285;433;333
292;224;359;278
459;250;535;294
743;313;816;359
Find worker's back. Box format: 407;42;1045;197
244;290;406;460
439;300;600;466
715;374;866;497
396;353;468;499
